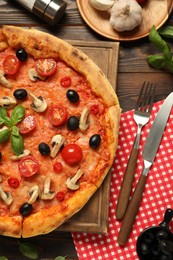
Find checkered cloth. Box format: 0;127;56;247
72;100;173;260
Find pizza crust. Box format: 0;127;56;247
0;216;22;238
22;184;98;237
1;26;119;108
0;25;121;238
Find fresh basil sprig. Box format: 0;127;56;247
0;105;25;155
19;242;39;260
147;25;173;73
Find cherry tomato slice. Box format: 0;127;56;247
18;115;36;134
53;161;63;173
8;177;20;188
3;55;21;75
61;144;83;165
60;76;72;88
48;105;68;126
56;191;65;201
35;59;57;77
90;104;99;115
18;156;39;177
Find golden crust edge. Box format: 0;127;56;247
1;25;120;108
22;184;98;238
0;216;22;238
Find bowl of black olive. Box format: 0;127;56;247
136;208;173;260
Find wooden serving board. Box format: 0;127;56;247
57;40;119;234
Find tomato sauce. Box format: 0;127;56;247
0;48;110;216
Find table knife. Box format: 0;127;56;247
118;92;173;246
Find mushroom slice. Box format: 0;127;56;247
50;134;65;158
40;177;55;200
28;68;46;82
28;185;40;204
0;185;13;206
10;149;31;161
79;107;90;131
29;92;47;113
0;70;12;88
0;96;17;109
66;169;84;190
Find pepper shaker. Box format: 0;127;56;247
14;0;67;25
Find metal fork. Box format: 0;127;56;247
116;82;156;220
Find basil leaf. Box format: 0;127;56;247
0;107;7;118
0;257;8;260
0;128;11;143
0;118;4;125
147;54;168;69
3;116;13;128
54;257;66;260
11;126;24;156
11;105;25;125
162;60;173;73
158;26;173;39
19;242;39;260
0;107;7;125
149;26;171;60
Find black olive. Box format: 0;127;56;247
143;231;154;244
13;88;28;100
152;241;161;256
16;48;28;62
66;89;79;103
0;152;2;160
156;230;169;241
140;242;150;255
38;142;50;155
89;134;101;149
67;116;79;131
159;253;172;260
19;202;32;216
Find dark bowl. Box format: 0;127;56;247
136;209;173;260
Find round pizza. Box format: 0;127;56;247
0;26;121;238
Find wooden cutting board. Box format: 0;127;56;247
58;40;119;234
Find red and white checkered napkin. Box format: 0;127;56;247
72;100;173;260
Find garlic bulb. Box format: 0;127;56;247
89;0;115;11
110;0;142;32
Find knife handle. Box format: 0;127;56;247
117;174;147;246
116;148;138;220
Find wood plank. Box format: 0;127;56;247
57;40;119;233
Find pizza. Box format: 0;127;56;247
0;26;121;238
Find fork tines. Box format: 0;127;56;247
136;82;156;113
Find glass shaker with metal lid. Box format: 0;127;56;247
14;0;67;25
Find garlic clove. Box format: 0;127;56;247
89;0;115;11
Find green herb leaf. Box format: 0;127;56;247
0;107;7;125
11;105;25;125
162;59;173;73
11;126;24;156
0;107;7;118
0;256;8;260
147;54;168;69
149;25;171;60
19;242;39;259
54;257;66;260
3;116;13;128
0;128;11;143
158;26;173;39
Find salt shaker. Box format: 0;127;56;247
14;0;67;25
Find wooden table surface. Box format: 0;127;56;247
0;0;173;259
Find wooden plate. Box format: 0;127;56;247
76;0;173;41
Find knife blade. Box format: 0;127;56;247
117;92;173;246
